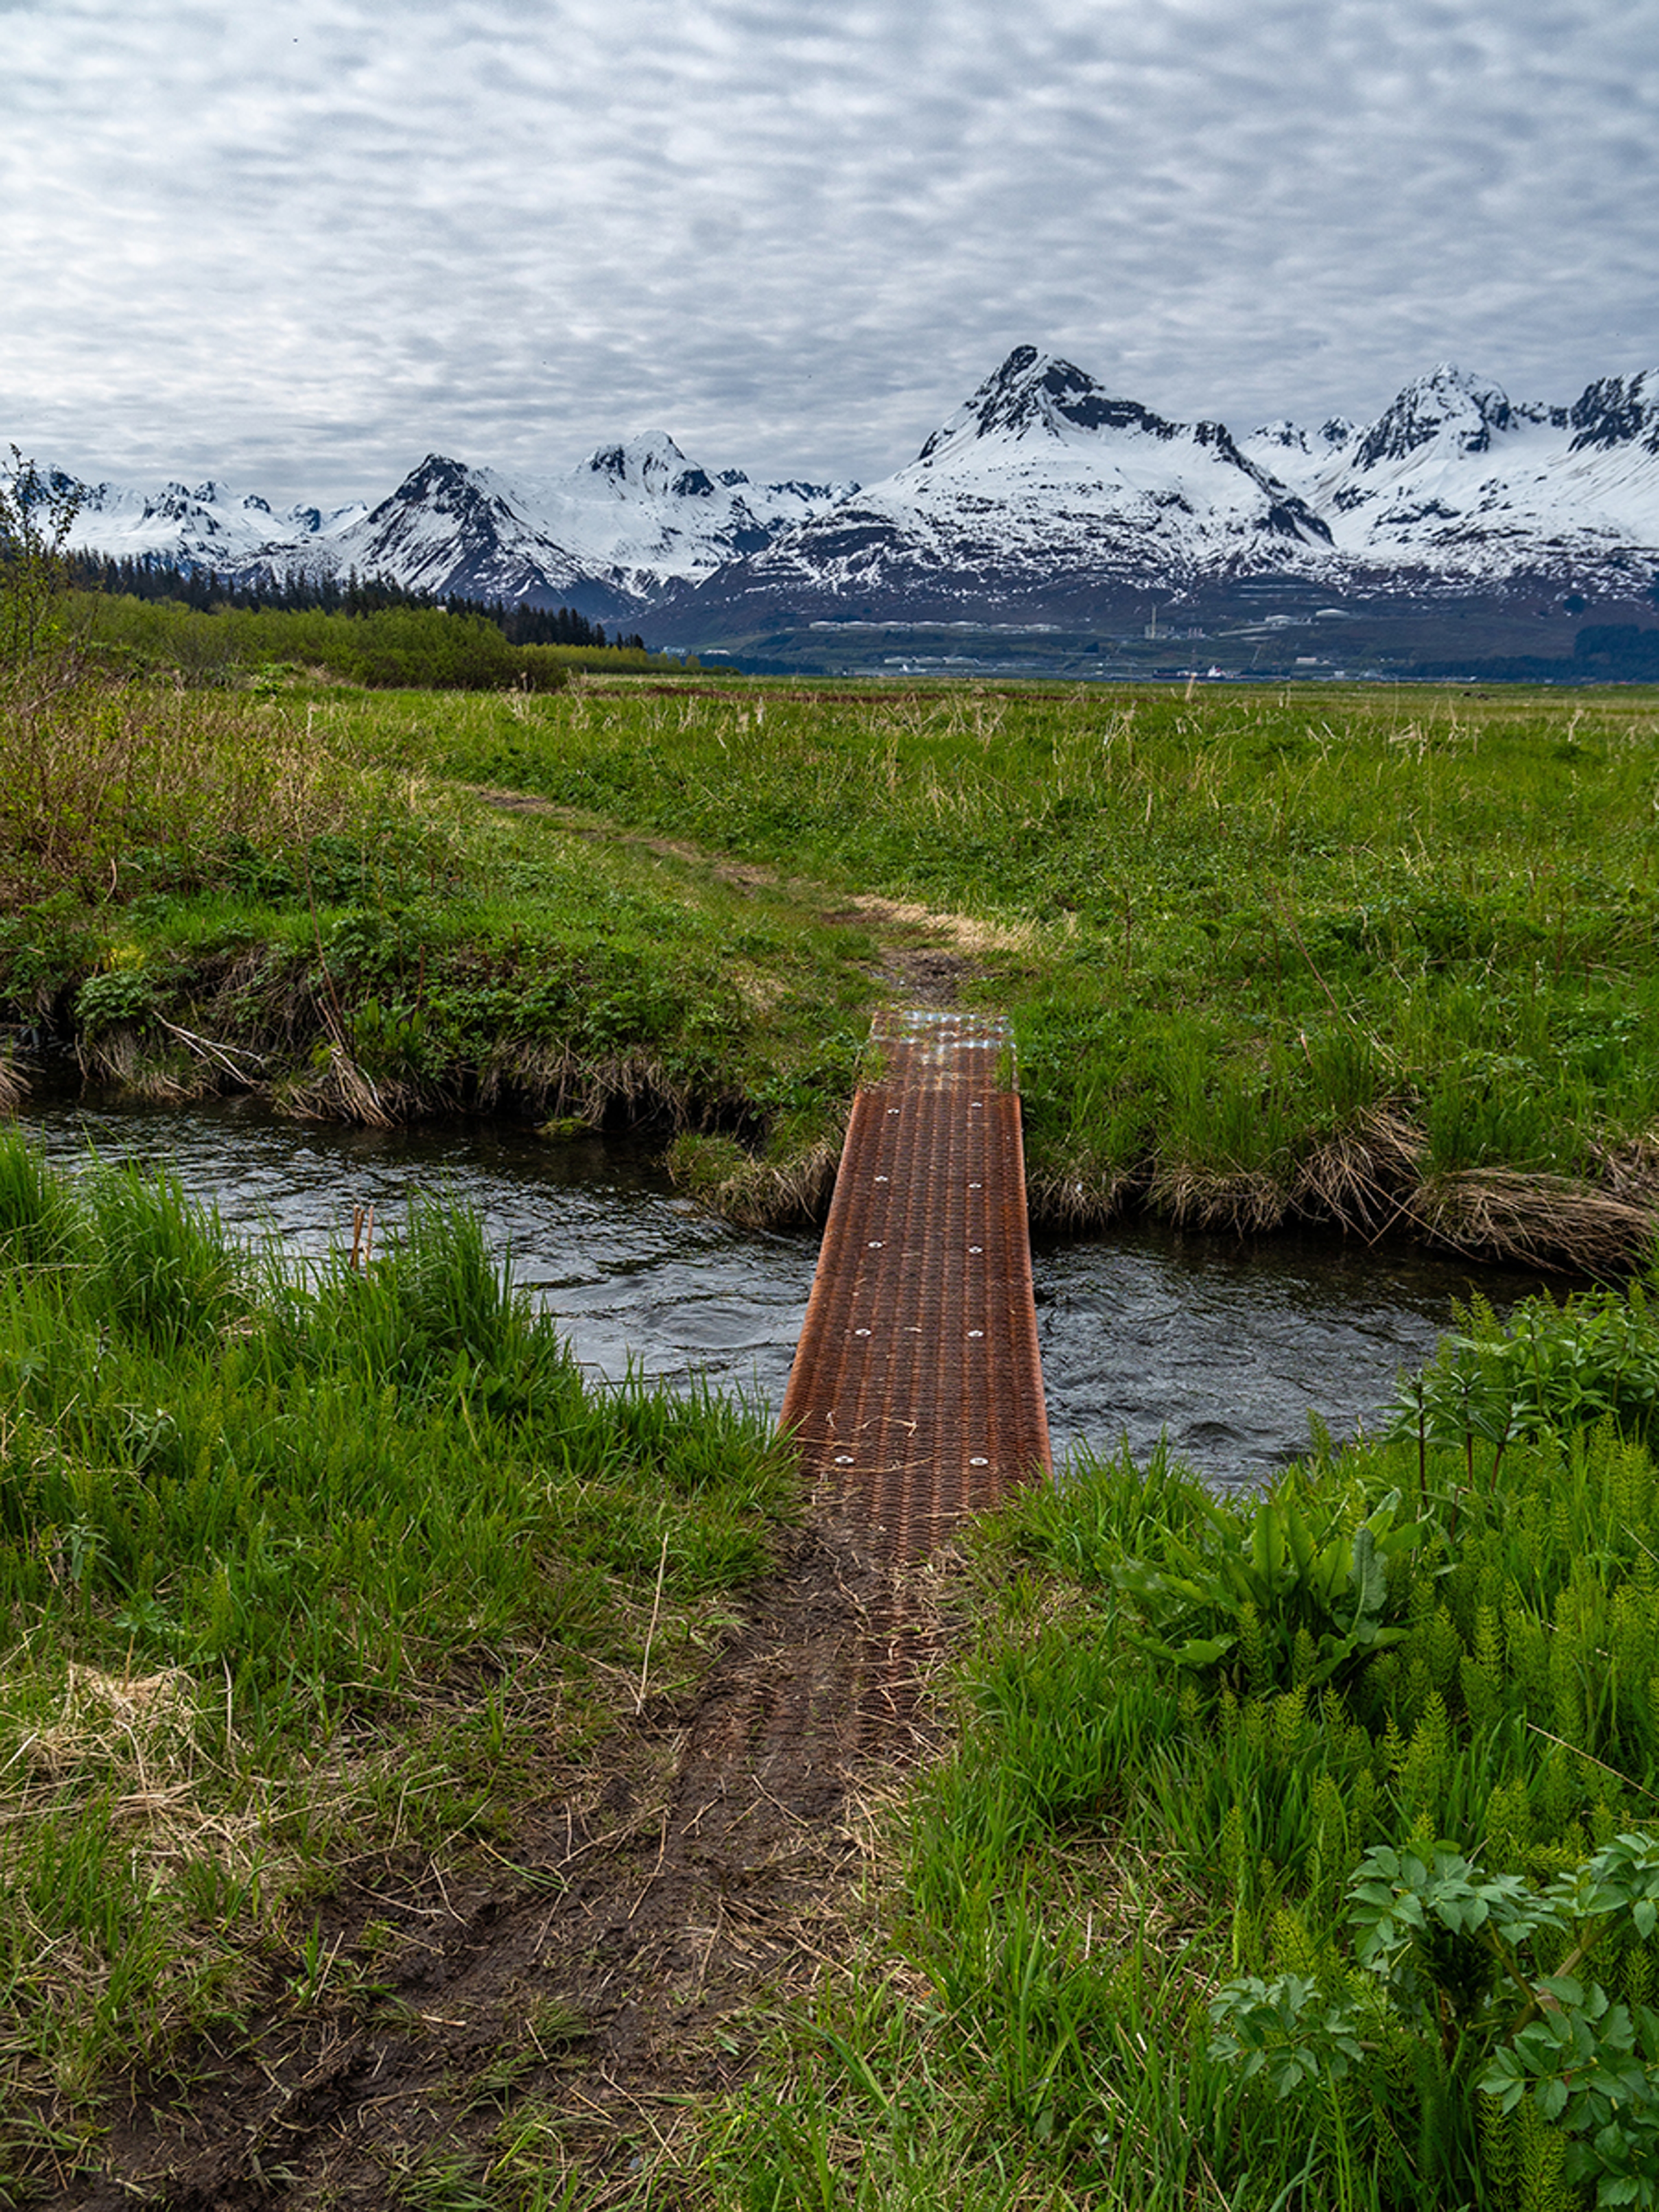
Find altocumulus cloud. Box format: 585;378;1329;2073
2;0;1656;503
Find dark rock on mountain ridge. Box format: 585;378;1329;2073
1569;373;1659;455
29;345;1659;658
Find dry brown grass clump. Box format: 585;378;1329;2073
667;1127;844;1229
1291;1103;1427;1234
2;1661;265;1892
73;1021;195;1101
280;1014;400;1129
1598;1136;1659;1206
0;664;365;906
843;890;1036;957
1405;1167;1656;1275
474;1042;710;1131
1025;1163;1141;1233
1148;1161;1291;1236
715;1138;842;1230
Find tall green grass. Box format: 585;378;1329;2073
333;675;1659;1247
6;671;1659;1254
0;1133;794;2169
666;1284;1659;2211
0;656;376;906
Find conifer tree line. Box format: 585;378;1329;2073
67;550;649;653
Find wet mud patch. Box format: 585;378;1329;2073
864;942;979;1006
54;1524;951;2211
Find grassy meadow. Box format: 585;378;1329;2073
3;601;1659;2203
4;639;1659;1265
400;672;1659;1267
670;1283;1659;2212
3;1128;1659;2206
0;1134;796;2190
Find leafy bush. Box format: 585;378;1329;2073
318;606;555;692
75;965;157;1036
895;1284;1659;2209
1113;1480;1428;1696
1211;1833;1659;2208
0;448;82;663
1388;1285;1659;1471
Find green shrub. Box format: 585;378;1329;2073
891;1285;1659;2208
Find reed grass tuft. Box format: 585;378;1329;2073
0;1131;794;2167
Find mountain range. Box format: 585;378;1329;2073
52;439;852;617
29;346;1659;671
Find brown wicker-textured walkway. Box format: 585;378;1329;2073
779;1008;1052;1562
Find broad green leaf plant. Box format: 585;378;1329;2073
1113;1482;1428;1695
1210;1832;1659;2208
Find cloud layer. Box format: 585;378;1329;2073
4;0;1655;502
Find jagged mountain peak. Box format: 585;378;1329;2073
579;433;699;497
35;343;1659;642
916;345;1186;463
1351;363;1551;470
371;456;532;535
1569;369;1659;455
1250;419;1311;454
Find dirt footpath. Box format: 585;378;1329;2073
50;808;990;2208
59;1521;951;2210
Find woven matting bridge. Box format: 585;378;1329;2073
779;1008;1052;1562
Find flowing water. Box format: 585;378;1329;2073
22;1093;1551;1491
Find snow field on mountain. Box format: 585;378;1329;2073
20;350;1659;623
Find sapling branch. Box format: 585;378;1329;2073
635;1532;670;1713
1481;1921;1545;2028
1523;1721;1659;1809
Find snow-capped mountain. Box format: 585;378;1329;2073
657;347;1334;630
22;348;1659;654
1246;365;1659;584
652;354;1659;640
330;437;852;611
59;476;366;566
1240;416;1357;476
35;439;852;618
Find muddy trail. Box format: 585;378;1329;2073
41;809;1004;2207
50;1519;955;2211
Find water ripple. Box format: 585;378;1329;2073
23;1096;1544;1487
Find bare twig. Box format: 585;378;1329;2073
153;1014;266;1081
635;1533;671;1713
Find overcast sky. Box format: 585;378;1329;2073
4;0;1656;505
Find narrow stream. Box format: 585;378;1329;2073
22;1094;1551;1490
